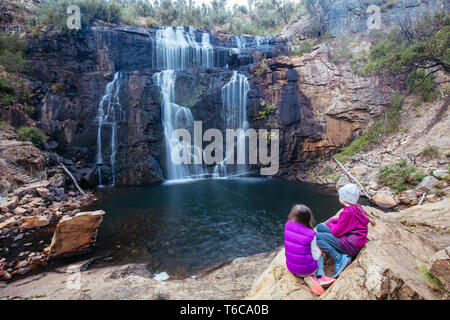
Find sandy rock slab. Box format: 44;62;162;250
0;251;277;300
247;202;448;300
48;210;104;258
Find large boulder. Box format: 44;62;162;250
48;210;104;258
416;176;439;193
0;140;45;173
428;247;450;293
247;202;446;300
371;188;398;209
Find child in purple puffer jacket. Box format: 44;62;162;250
284;204;335;296
315;183;375;285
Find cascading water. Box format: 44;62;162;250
214;71;250;178
153;70;204;180
94;27;260;184
153;26;216;181
96;72;123;186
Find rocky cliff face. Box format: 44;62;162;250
282;0;448;40
247;42;400;175
24;26;285;186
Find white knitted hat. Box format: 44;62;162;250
338;183;360;204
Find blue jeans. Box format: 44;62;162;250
314;223;344;278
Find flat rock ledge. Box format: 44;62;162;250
246;199;450;300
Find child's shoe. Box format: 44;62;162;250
304;276;325;296
332;254;351;278
317;275;336;287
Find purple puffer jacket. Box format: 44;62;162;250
326;204;370;257
284;220;317;276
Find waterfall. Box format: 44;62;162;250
214;71;250;178
153;70;204;181
155;26;215;70
96;72;123;186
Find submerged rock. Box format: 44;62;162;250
48;210;104;258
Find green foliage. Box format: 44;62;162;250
0;78;15;107
334;92;403;162
420;145;440;159
0;33;28;73
23;103;35;116
331;40;353;63
17;126;47;147
290;39;314;56
378;160;425;192
353;13;449;77
255;57;268;77
51;83;64;94
254;100;277;120
407;70;436;102
36;0;304;36
420;264;448;294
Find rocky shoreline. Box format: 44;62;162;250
0;136;102;281
1;199;448;300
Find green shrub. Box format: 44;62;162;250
378;160;425;192
290;39;314;56
0;78;15;107
0;34;28;73
23;103;35;115
420;145;440;159
407;70;436;102
17;126;47;147
254;101;277;120
255;57;268;77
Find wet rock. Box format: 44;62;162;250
20;216;50;230
416;176;439;193
429;247;450;292
48;210;104;258
13;233;23;241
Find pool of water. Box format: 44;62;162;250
83;177;342;278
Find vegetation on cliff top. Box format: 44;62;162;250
35;0;306;35
353;12;449;80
